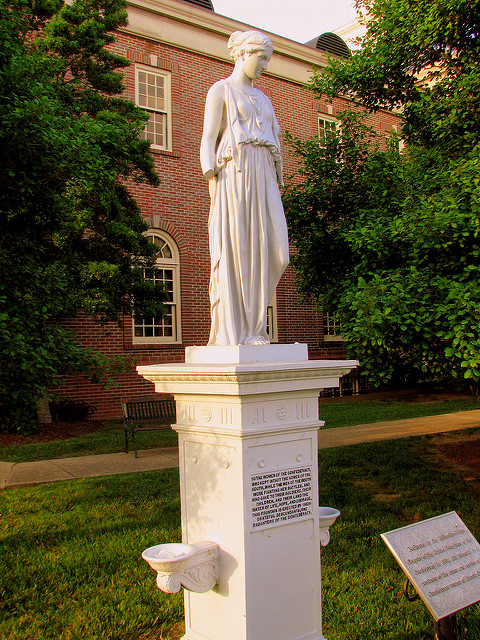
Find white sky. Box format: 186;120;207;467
212;0;359;44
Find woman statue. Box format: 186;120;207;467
200;30;289;346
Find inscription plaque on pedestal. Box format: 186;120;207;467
382;511;480;620
250;466;313;531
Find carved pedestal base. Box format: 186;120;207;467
137;346;357;640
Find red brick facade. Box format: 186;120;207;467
53;4;401;418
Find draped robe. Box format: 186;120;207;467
207;80;289;346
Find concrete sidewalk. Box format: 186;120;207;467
0;447;180;491
2;409;480;491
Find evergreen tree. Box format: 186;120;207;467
0;0;165;430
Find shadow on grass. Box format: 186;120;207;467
1;438;480;639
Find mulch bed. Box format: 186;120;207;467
0;420;108;447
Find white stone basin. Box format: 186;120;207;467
142;541;220;594
142;543;196;572
318;507;340;529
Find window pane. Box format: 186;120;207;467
161;244;172;259
138;87;147;107
266;305;273;339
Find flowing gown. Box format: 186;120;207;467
207;79;289;346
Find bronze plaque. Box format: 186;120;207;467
382;512;480;620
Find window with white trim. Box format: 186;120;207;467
323;312;343;342
266;293;278;343
133;231;181;343
136;66;172;151
318;116;337;148
391;124;405;152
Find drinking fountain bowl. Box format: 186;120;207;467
142;541;219;594
142;543;197;573
318;507;340;528
318;507;341;546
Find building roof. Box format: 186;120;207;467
304;32;351;59
125;0;332;86
182;0;214;10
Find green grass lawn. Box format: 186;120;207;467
2;395;480;464
1;434;479;639
319;396;480;429
0;421;179;463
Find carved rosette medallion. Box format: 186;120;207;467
276;404;288;420
202;406;213;422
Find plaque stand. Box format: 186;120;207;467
137;345;357;640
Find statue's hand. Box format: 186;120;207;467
203;168;216;180
275;162;284;186
203;163;224;181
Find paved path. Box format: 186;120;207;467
2;409;480;491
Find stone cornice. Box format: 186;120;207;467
137;366;355;385
137;359;358;396
124;0;329;85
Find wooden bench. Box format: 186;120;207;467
121;396;176;457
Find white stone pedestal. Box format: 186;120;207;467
137;345;357;640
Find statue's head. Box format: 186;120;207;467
227;31;274;62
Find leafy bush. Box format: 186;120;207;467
49;399;96;423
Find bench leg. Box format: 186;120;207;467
132;429;138;458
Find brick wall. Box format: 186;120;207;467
53;31;400;418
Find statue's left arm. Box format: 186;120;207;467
200;83;226;180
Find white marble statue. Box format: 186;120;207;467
200;30;289;346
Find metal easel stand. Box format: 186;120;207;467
404;579;468;640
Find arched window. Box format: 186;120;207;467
133;231;182;343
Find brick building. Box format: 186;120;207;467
54;0;401;418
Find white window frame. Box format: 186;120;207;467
323;312;343;342
135;65;172;152
318;116;338;148
267;293;278;343
133;230;182;344
391;124;405;152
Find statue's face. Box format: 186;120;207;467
242;49;271;80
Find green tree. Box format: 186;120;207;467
284;0;480;387
0;0;165;431
316;0;480;153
